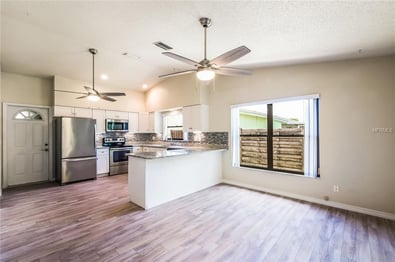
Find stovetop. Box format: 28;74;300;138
102;137;131;147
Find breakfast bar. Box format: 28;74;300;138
127;148;224;209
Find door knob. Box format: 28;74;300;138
41;149;49;152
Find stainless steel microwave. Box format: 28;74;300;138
105;119;129;132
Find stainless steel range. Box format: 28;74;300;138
103;137;133;176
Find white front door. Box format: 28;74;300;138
6;106;49;186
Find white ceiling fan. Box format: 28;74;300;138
159;17;252;81
57;48;126;102
76;48;126;102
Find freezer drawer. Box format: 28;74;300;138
60;157;97;185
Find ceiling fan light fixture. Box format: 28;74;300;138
196;68;215;81
87;94;100;102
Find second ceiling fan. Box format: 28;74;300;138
77;48;126;102
159;17;252;81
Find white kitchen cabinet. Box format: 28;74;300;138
54;106;74;117
92;109;106;133
138;112;150;132
96;147;109;175
182;105;209;132
54;106;92;118
149;112;162;133
139;112;161;133
106;110;128;120
128;112;139;133
74;107;92;118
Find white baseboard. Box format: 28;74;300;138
222;179;395;221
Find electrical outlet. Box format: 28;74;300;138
333;185;339;193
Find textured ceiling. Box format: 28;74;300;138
1;1;394;91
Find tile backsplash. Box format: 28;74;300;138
96;132;228;148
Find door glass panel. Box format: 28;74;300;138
14;110;43;120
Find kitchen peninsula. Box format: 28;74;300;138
127;146;225;209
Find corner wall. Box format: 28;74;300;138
144;56;395;214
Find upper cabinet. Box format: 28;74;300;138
182;105;209;132
138;112;150;132
54;106;92;118
138;112;161;133
128;112;139;133
92;109;106;133
105;110;128;120
54;105;165;134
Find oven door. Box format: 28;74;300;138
110;147;133;166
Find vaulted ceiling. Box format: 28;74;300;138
1;1;394;91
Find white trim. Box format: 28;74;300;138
230;93;320;108
2;103;53;188
222;179;395;221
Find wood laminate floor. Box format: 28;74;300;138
1;175;394;262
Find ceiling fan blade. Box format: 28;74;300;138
211;46;251;66
162;52;199;67
76;95;89;99
99;92;126;96
55;90;86;95
99;95;116;102
84;86;93;92
216;67;252;76
159;69;196;78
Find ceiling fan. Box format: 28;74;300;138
76;48;126;102
73;48;126;102
159;17;252;81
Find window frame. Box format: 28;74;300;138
231;94;320;177
161;110;184;141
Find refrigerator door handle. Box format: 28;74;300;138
63;157;97;162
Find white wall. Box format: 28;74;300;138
145;56;395;214
54;75;145;112
145;73;210;112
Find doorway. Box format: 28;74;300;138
3;105;50;187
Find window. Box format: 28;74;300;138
162;111;184;140
231;95;319;177
14;110;43;120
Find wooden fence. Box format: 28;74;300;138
240;128;304;172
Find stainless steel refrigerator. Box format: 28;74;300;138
54;117;97;185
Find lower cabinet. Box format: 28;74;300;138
96;148;109;175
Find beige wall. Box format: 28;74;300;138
0;69;2;195
1;72;53;106
145;73;210;111
54;76;145;112
145;56;395;214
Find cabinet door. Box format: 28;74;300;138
182;106;193;132
74;107;92;118
96;148;109;174
54;106;74;117
138;112;150;132
92;109;106;133
128;112;139;133
149;112;162;133
106;110;128;120
182;105;209;132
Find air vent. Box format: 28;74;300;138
153;41;173;50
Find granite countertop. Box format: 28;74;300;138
127;147;226;159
